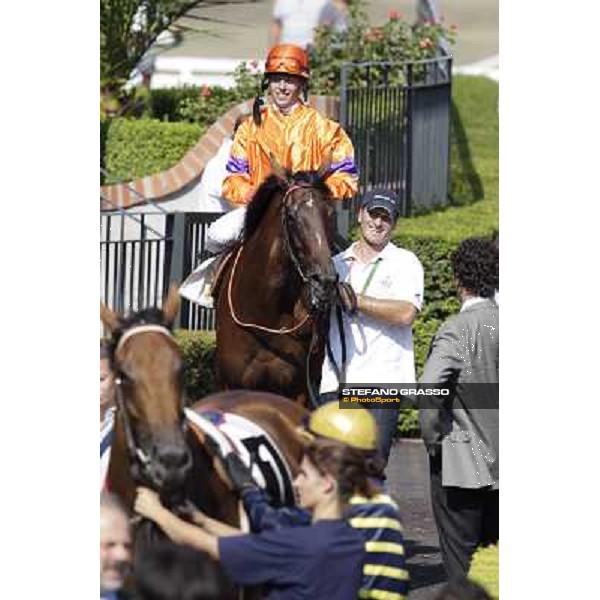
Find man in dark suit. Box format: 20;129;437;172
418;237;499;580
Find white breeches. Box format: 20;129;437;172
206;206;247;254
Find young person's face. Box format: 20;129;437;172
267;73;304;112
293;455;334;510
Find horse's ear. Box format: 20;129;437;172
100;303;120;333
269;152;290;183
162;283;180;326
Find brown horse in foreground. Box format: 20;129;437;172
101;287;307;599
215;166;339;407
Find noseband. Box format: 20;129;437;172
113;324;182;486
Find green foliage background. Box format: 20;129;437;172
102;118;203;185
175;330;218;404
469;544;499;599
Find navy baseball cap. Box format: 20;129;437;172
361;189;401;221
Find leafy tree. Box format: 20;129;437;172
100;1;200;113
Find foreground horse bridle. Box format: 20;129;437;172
112;324;186;488
227;182;353;407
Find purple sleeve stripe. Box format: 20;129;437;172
330;157;359;176
226;156;250;175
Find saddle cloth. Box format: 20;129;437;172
185;408;295;507
100;408;295;507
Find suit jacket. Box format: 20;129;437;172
419;299;499;489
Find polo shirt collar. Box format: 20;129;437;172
342;241;394;264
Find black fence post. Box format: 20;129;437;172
165;213;188;328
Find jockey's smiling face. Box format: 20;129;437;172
267;73;304;113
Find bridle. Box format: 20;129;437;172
227;182;336;335
112;324;183;487
226;181;352;408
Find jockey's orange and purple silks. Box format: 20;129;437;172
222;102;358;205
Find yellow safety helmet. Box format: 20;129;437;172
307;401;379;452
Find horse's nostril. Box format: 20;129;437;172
158;446;191;471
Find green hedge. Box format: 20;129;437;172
147;86;243;127
400;76;499;242
469;544;499;599
102;118;204;185
174;329;218;404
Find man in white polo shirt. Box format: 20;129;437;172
319;188;424;467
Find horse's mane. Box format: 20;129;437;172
243;171;330;241
107;307;173;366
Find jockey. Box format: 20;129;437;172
179;44;358;308
218;401;410;599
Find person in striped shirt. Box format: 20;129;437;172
219;401;410;599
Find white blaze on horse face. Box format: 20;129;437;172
306;194;314;208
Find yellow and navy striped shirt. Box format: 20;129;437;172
347;494;409;600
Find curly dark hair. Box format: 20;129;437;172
451;237;499;298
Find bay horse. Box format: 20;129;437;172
100;287;307;599
215;164;340;407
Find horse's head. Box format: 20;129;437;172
100;287;192;502
273;160;338;314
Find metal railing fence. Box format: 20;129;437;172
337;53;452;235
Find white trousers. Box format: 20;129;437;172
206;206;247;254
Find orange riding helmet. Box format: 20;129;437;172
265;44;310;79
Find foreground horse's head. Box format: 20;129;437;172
244;159;338;313
100;287;191;500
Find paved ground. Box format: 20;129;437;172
387;439;447;599
164;0;498;66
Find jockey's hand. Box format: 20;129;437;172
134;487;165;521
223;452;259;496
337;281;358;315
